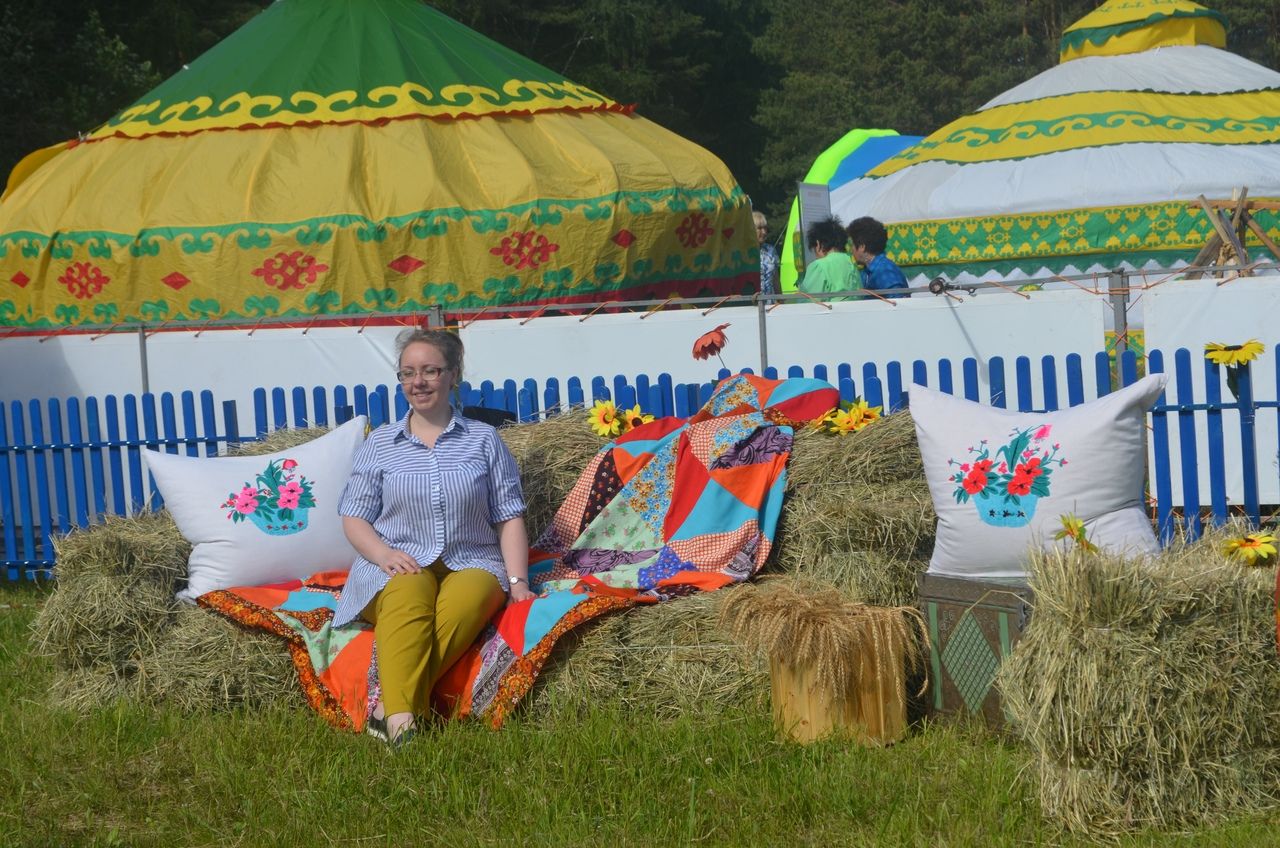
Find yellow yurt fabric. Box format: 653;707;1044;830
0;0;756;330
1059;0;1227;62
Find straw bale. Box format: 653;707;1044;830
142;605;302;712
998;525;1280;835
228;426;334;457
31;570;179;670
772;415;933;605
528;587;768;719
779;551;928;608
47;667;143;712
499;411;603;540
50;511;188;587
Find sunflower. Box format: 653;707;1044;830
822;398;883;435
1224;532;1277;566
822;407;860;435
848;398;882;429
1204;340;1265;367
587;399;621;438
619;404;654;433
1053;513;1098;553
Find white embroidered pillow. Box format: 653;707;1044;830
910;375;1166;579
144;417;367;601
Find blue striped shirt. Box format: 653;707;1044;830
332;410;526;628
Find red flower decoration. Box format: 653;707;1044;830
253;251;329;290
490;231;560;270
1007;475;1034;496
58;262;110;300
962;470;989;495
676;213;714;249
1014;457;1043;479
693;323;730;360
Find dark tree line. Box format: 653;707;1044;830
2;0;1276;222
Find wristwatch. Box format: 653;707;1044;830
509;576;527;586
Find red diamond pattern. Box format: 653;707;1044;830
388;254;425;275
722;228;735;240
611;229;635;248
162;272;191;291
10;271;30;288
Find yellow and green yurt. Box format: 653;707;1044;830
830;0;1280;283
0;0;757;330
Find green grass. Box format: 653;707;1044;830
1;582;1277;847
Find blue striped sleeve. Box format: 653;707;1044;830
338;433;383;522
487;428;526;523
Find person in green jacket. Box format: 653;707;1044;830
797;216;860;301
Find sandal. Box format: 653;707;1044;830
365;714;389;743
389;725;418;752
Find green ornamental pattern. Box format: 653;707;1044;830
886;201;1280;280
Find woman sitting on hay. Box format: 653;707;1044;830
334;329;534;748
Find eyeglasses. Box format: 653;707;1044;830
396;366;448;383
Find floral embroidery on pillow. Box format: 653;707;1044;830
948;424;1067;528
221;457;317;537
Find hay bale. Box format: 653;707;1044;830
143;606;303;712
47;667;143;712
772;415;933;605
228;426;334;456
998;526;1280;835
31;570;179;670
50;511;188;587
784;551;928;609
528;587;768;719
500;411;603;541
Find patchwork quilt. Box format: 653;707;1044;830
199;374;838;729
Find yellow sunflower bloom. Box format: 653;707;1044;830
587;399;621;438
1204;340;1265;367
848;399;883;431
1224;532;1278;566
619;404;655;433
1053;513;1098;553
823;408;860;435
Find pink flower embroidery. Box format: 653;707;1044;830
959;463;971;472
277;481;303;509
234;486;260;515
282;459;298;471
1034;425;1052;441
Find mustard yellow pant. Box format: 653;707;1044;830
362;560;504;717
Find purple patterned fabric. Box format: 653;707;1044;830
561;547;660;575
710;426;793;470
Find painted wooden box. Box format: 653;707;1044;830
918;573;1033;727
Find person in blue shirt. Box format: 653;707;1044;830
846;216;908;298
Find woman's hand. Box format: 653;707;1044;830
508;581;536;604
375;548;422;576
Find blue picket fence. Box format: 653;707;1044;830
2;347;1276;580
